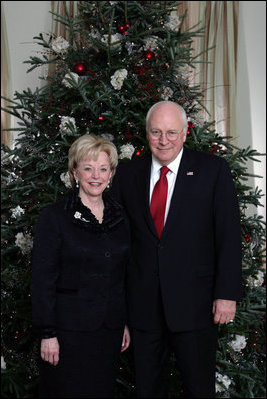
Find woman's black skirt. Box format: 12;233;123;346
38;326;124;398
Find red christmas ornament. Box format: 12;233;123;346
74;62;87;76
98;116;104;121
209;143;221;154
187;122;195;135
136;148;144;156
144;50;155;60
209;146;216;154
118;23;130;35
244;233;251;243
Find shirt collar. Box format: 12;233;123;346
151;147;184;176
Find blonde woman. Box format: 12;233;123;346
31;134;130;398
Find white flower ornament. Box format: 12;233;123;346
51;36;70;54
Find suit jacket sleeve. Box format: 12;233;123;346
31;205;61;338
213;157;242;301
111;165;123;204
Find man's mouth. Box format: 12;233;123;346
157;147;172;151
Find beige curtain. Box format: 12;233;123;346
1;3;12;148
180;1;239;139
50;1;80;38
48;1;81;77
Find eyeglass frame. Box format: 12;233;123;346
147;127;186;141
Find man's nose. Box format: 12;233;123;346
159;133;169;144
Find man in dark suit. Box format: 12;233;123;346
112;101;242;398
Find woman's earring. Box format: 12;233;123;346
107;180;111;189
76;180;79;188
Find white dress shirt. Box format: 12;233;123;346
149;148;184;224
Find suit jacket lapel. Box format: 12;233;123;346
136;156;159;237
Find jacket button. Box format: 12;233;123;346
105;252;111;258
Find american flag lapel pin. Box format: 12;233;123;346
187;171;194;175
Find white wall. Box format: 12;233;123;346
3;0;266;220
2;0;52;135
236;1;266;220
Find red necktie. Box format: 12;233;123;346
150;166;169;238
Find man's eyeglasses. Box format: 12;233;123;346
148;129;184;141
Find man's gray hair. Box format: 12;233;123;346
145;101;188;134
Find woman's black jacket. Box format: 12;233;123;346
31;191;131;338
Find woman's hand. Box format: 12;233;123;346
121;325;130;352
41;337;60;366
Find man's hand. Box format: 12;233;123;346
213;299;236;324
41;337;60;366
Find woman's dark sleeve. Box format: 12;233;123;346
31;205;61;338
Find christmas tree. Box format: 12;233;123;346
1;2;265;397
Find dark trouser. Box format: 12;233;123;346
132;324;218;398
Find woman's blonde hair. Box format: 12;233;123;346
68;134;118;188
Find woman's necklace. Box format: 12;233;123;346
82;198;104;224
